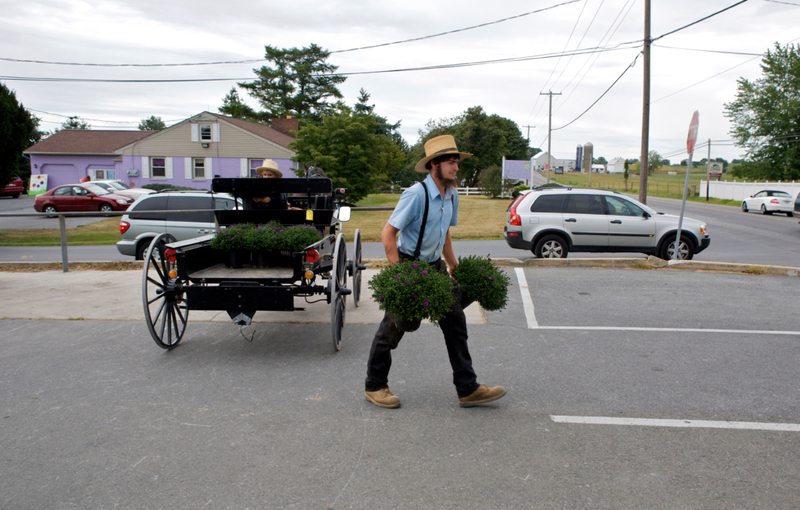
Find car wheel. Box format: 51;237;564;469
787;212;793;217
660;235;695;261
761;204;772;215
43;204;57;217
99;203;114;213
10;193;19;199
741;202;748;212
534;235;568;258
137;239;157;261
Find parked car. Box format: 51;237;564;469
1;176;24;198
91;179;154;200
33;183;134;214
795;192;800;221
117;191;238;259
741;190;794;216
504;187;710;260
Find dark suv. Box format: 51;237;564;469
117;191;238;259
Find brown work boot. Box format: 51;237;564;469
458;384;506;408
365;388;401;408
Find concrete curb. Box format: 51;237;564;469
1;257;798;278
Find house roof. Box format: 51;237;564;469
206;112;295;148
24;130;154;155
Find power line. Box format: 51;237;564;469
332;0;582;53
651;0;751;43
651;43;763;56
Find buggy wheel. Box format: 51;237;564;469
330;233;347;351
142;233;188;349
349;228;365;307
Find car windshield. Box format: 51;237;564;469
84;184;111;195
108;181;131;190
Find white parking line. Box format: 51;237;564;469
550;415;800;432
535;326;800;336
515;268;538;328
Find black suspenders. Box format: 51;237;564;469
412;181;454;261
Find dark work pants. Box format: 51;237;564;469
364;258;480;398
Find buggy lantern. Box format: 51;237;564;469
305;249;320;263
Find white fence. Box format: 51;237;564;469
400;186;484;195
700;180;799;201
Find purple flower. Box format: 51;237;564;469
422;270;428;275
488;276;493;280
423;301;429;307
394;275;400;280
404;281;408;284
379;295;384;300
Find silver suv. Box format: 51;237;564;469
504;187;710;260
117;191;238;259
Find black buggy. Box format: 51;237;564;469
140;176;365;351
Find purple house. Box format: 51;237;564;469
24;112;299;190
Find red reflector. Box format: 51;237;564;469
305;249;320;263
770;199;779;204
119;221;130;235
508;232;520;237
164;248;177;262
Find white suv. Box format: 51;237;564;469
117;191;238;259
504;187;710;260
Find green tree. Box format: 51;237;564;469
623;159;629;190
59;116;90;130
239;44;346;124
290;105;406;202
478;165;515;198
0;83;37;187
413;106;529;187
138;115;166;131
594;156;608;165
725;42;800;180
648;150;663;173
219;87;259;121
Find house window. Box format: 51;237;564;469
94;169;115;180
249;159;264;177
200;124;212;141
151;158;166;178
193;158;205;179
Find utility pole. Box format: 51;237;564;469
522;125;535;153
540;91;561;183
638;0;651;204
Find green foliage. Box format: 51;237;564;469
648;150;662;174
0;83;37;188
478;165;516;198
453;255;511;311
290;106;406;202
724;42;800;180
413;106;530;187
210;222;323;253
368;260;455;326
219;87;260;121
511;185;530;198
138;116;166;131
238;44;346;123
58;116;90;130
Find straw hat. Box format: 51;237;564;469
255;159;282;178
414;134;472;173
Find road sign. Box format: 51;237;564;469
707;162;722;178
687;110;699;155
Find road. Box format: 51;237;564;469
1;267;798;509
2;194;799;267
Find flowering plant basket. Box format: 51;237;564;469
453;255;511;311
210;222;323;253
368;260;455;326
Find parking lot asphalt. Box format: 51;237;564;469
1;266;799;509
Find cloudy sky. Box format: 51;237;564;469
2;0;798;162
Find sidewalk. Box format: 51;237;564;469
0;268;487;324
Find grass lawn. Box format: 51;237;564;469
0;218;122;246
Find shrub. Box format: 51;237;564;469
210;221;323;253
453;255;511;311
368;260;455;325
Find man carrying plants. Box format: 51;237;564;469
364;135;506;409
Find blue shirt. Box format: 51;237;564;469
389;173;458;263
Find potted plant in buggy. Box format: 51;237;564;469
249;221;284;268
452;255;511;311
210;223;252;268
369;260;455;331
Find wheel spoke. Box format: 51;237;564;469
151;299;167;328
147;293;165;306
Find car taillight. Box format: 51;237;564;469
305;249;320;263
508;195;524;226
770;199;779;204
119;221;130;234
